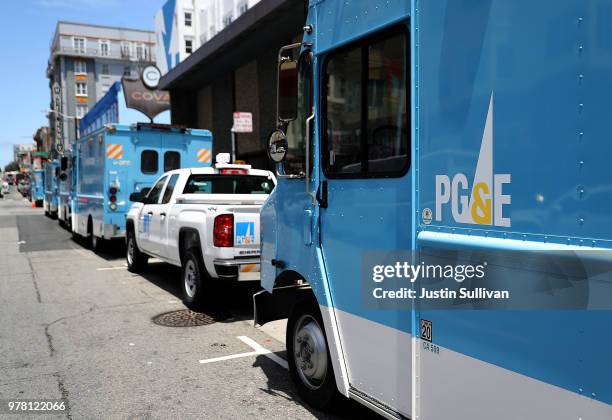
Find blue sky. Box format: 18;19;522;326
0;0;165;168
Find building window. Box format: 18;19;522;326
141;150;158;174
76;104;88;119
238;1;248;15
123;66;132;77
75;82;88;96
120;41;131;58
73;60;86;74
73;37;86;54
223;13;233;27
101;63;110;75
135;43;145;60
323;28;409;178
184;11;192;27
99;40;110;57
185;38;193;54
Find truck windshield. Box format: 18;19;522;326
183;175;274;195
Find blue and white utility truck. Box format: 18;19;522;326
254;1;612;419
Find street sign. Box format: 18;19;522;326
232;112;253;133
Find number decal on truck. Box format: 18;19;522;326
420;319;432;342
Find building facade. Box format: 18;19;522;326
158;0;304;169
155;0;261;75
47;21;157;152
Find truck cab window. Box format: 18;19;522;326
146;176;167;204
141;150;158;174
324;28;409;177
161;174;179;204
164;152;181;172
283;51;313;176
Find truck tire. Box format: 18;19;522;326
91;235;104;252
181;248;209;311
126;230;148;273
287;299;340;410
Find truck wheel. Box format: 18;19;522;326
181;249;208;311
126;231;147;273
287;299;340;410
91;235;104;252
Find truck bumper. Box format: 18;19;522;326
213;257;260;281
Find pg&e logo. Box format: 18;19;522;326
435;94;511;227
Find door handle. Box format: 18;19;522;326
147;211;153;216
160;212;166;217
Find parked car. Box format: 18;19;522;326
126;155;276;310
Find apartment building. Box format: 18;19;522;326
155;0;261;74
47;21;156;151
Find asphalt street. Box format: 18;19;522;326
0;188;379;419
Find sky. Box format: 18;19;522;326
0;0;165;168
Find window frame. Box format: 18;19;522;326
321;24;411;180
146;176;167;205
164;151;181;172
99;39;110;57
75;81;88;97
75;104;88;119
185;38;193;54
161;174;180;204
73;60;86;75
140;150;159;174
184;11;193;27
73;37;86;54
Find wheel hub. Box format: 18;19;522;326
294;315;327;390
184;260;197;298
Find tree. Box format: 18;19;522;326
4;161;19;172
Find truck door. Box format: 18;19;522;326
318;28;413;415
154;173;179;257
138;175;167;255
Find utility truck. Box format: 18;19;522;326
43;160;59;218
125;154;275;310
254;1;612;419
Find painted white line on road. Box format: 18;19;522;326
96;266;127;271
198;336;288;370
199;350;261;365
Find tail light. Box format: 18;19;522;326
109;185;118;210
214;214;234;247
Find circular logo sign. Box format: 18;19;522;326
142;65;161;89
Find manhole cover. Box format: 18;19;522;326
152;310;217;327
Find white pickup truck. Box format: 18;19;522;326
125;161;276;310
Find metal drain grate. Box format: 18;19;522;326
152;310;217;327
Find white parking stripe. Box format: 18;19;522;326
198;336;288;370
96;266;126;271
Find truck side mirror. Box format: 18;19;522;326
129;192;144;202
60;157;68;171
278;59;298;121
268;130;288;163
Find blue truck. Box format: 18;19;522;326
72;123;213;250
255;0;612;419
30;169;44;207
57;153;75;228
43;160;59;218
